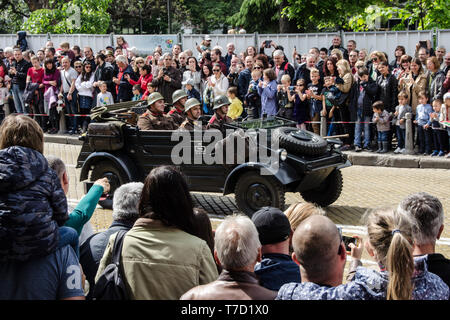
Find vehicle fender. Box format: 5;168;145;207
223;162;300;195
79;152;139;182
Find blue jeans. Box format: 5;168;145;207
378;130;389;142
58;226;79;258
11;84;24;113
354;110;371;148
417;125;432;154
396;126;405;149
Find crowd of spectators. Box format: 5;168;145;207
0;34;448;156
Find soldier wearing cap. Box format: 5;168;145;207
179;98;205;131
137;92;178;130
206;95;233;132
168;89;188;126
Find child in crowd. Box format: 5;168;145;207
321;76;342;136
96;81;114;107
237;62;245;74
142;79;158;100
0;114;78;262
0;77;9;123
393;91;412;154
430;99;448;157
372;101;391;153
184;78;201;101
289;79;308;130
245;68;262;119
226;86;243;120
276;74;294;120
306;68;323;135
131;84;142;101
414;91;433;155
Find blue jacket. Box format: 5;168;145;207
0;146;68;261
254;253;301;291
415;103;433;126
237;68;252;101
257;80;278;117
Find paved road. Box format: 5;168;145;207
44;142;450;259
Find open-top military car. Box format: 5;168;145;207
76;101;351;216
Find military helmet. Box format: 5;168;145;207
147;92;164;107
172;89;188;104
184;98;201;113
213;95;230;110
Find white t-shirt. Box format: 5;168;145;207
61;67;78;93
97;91;114;107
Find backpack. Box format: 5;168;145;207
92;230;129;300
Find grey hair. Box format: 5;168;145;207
112;182;144;223
4;47;13;54
162;52;173;59
115;54;128;64
273;50;284;57
46;155;66;180
214;214;261;270
397;193;444;245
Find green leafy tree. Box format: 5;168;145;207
227;0;281;33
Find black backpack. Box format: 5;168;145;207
92;230;129;300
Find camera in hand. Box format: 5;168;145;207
342;235;358;252
265;40;272;48
288;86;295;91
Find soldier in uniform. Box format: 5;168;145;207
137;92;178;130
206;95;233;133
179;98;205;131
168;89;188;126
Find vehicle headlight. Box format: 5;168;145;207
279;149;288;161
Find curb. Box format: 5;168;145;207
44;134;450;169
344;151;450;170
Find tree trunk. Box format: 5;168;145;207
278;0;299;33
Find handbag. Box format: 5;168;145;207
92;230;129;300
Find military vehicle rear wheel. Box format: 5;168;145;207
90;161;130;209
300;169;343;207
234;171;285;217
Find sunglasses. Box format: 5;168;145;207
254;66;262;69
372;58;378;62
75;66;82;68
213;69;220;72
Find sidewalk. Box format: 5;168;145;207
44;133;450;170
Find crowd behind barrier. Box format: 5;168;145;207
0;32;448;156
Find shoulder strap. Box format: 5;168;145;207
284;62;289;72
62;70;72;88
112;230;127;266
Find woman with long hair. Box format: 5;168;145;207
183;56;202;92
75;62;94;133
42;57;61;133
95;166;218;300
399;58;428;114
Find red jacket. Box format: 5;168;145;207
128;73;153;93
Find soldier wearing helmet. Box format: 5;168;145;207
179;98;205;131
168;89;188;126
206;95;233;132
137;92;178;130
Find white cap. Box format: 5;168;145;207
204;35;212;41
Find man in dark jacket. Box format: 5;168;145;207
293;54;317;86
181;215;277;300
237;55;253;101
329;35;349;61
9;48;31;113
154;53;182;105
16;31;28;51
80;182;143;299
350;67;379;151
93;53;115;100
252;207;301;291
273;49;295;84
376;61;398;113
113;55;137;102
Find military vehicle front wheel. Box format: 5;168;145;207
90;161;130;209
300;169;343;207
234;171;285;217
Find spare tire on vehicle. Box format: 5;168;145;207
272;127;328;156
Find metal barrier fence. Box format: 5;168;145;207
1;29;449;58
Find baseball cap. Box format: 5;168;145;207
251;207;291;245
205;35;212;41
